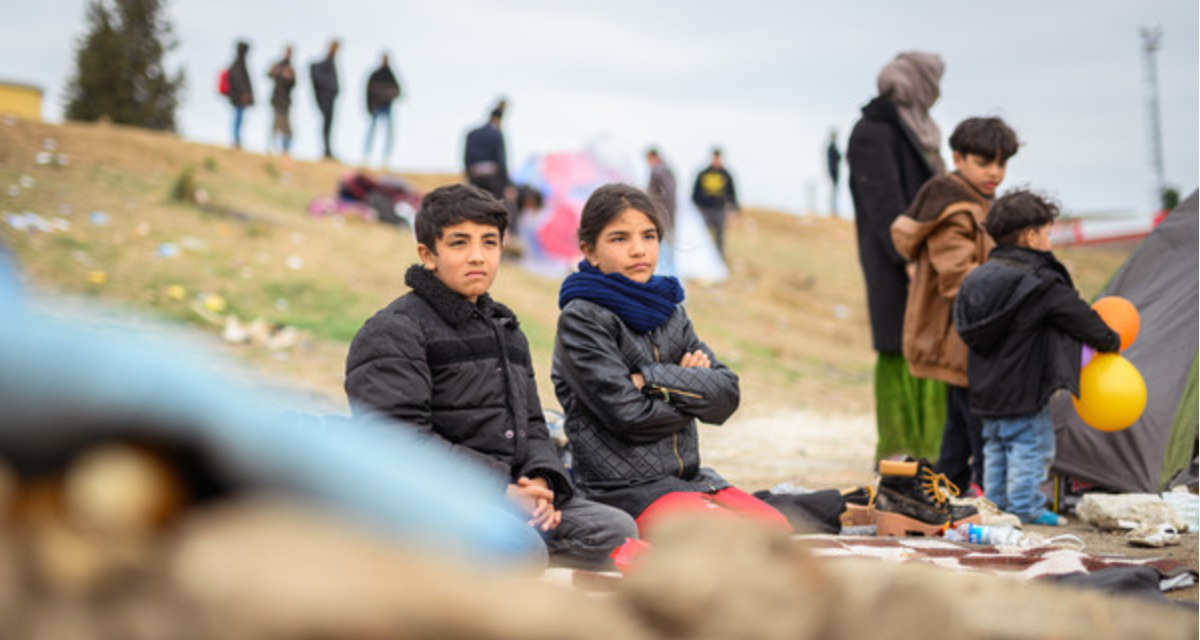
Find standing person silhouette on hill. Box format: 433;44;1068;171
310;39;341;161
463;104;514;212
363;53;401;167
225;40;254;150
846;51;947;464
826;128;841;216
266;45;295;156
690;148;739;261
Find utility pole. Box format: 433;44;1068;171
1140;26;1165;213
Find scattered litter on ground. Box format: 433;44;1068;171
33;151;68;166
180;236;208;252
4;211;69;233
1075;493;1190;550
204;294;227;314
5;185;18;197
89;210;110;226
833;304;849;319
166;284;187;301
1162;489;1199;531
19;176;34;189
222;315;306;351
1126;522;1182;548
86;271;107;285
274;298;288;311
135;222;151;236
286;255;304;270
157;243;180;258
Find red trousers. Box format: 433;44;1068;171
634;487;790;537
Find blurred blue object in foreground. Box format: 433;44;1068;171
0;302;545;566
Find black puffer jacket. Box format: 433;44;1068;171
954;246;1120;418
345;265;572;503
552;299;739;517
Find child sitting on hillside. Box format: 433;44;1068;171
891;116;1019;496
954;189;1120;525
344;183;637;568
551;183;788;536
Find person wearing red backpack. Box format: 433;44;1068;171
224;40;254;150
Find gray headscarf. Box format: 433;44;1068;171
878;51;945;174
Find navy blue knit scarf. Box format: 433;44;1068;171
558;260;684;333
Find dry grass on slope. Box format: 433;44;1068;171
0;118;1131;418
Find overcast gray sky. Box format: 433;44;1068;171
5;0;1197;216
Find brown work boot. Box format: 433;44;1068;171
874;458;980;537
839;485;877;528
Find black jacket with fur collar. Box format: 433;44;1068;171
345;265;572;503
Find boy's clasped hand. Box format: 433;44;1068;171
506;475;561;531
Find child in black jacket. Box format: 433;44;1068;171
954;190;1120;525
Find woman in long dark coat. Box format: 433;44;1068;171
846;51;947;462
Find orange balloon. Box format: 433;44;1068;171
1092;296;1140;351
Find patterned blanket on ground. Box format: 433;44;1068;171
541;535;1197;595
801;535;1197;591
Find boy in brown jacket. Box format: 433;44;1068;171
890;117;1019;494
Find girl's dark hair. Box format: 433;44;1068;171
577;183;663;248
949;117;1020;161
986;188;1060;245
414;183;508;252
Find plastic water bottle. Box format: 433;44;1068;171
944;522;1025;545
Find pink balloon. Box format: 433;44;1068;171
1081;344;1095;368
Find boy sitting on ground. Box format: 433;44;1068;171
953;189;1120;525
345;183;637;569
891;116;1019;497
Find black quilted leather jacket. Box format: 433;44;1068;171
551;298;739;516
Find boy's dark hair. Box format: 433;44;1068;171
414;183;508;252
949;117;1020;161
986;189;1060;245
578;183;663;249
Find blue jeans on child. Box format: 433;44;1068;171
982;406;1055;522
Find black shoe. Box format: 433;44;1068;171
874;458;979;536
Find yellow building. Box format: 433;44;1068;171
0;81;44;121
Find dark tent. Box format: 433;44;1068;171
1051;190;1199;493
